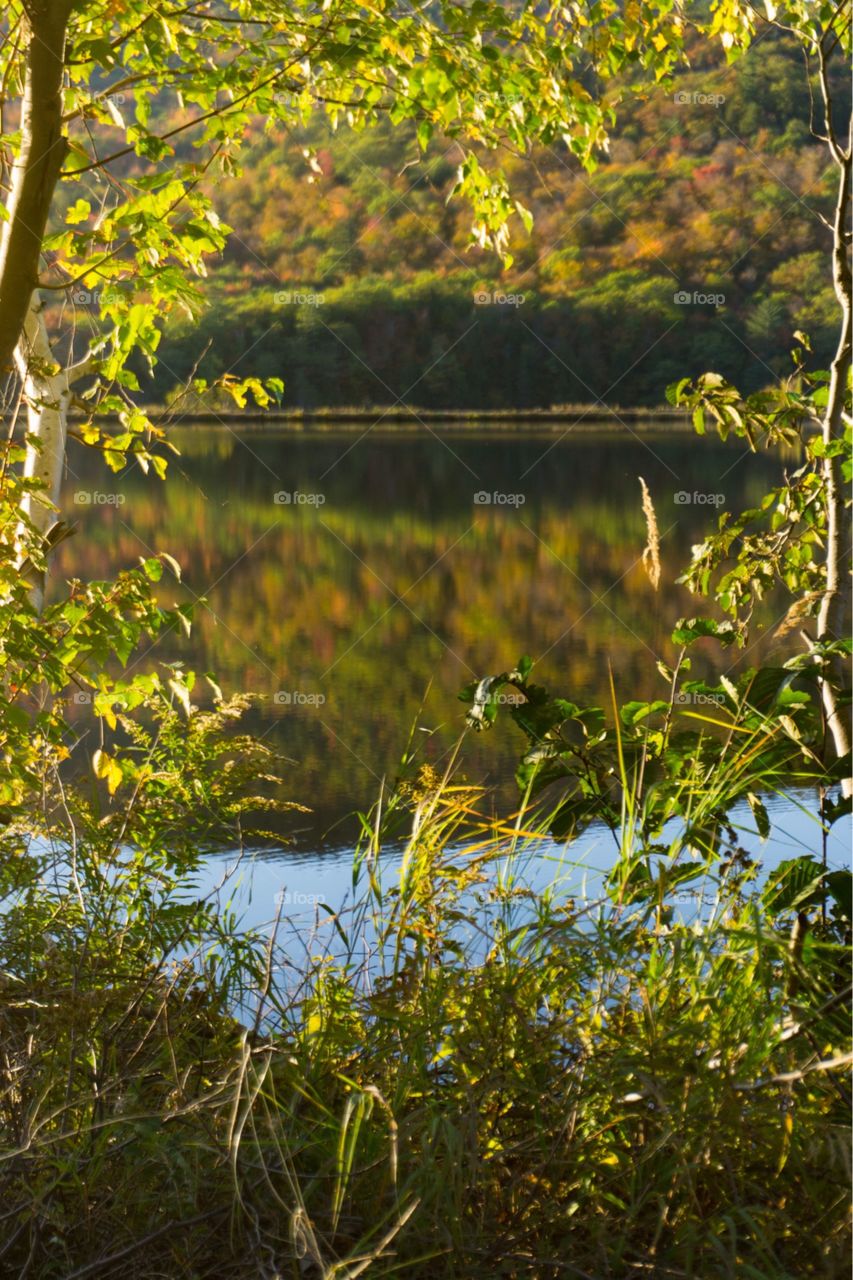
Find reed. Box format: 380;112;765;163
0;708;848;1279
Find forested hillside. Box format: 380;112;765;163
149;33;842;410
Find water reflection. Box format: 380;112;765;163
57;425;794;850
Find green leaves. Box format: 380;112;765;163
620;700;669;726
668;361;846;655
460;639;843;889
746;791;770;841
761;856;841;917
825;870;852;922
671;617;738;647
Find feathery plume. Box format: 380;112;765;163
639;476;661;590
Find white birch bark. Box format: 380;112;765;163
16;291;94;611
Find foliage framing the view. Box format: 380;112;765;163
0;0;850;1276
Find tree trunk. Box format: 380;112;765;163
0;1;72;375
815;117;852;793
16;291;92;611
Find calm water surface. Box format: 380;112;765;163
57;423;815;859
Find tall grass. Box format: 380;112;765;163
0;719;849;1279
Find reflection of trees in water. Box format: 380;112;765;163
55;433;790;846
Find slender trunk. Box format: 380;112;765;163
0;1;72;375
16;291;92;611
17;296;71;537
815;118;852;792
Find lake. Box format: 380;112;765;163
57;422;811;862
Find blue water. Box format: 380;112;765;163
198;791;851;942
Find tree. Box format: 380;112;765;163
815;26;852;772
669;4;851;787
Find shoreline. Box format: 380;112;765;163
108;404;694;432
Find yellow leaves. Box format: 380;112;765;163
65;199;91;224
430;1043;454;1066
378;33;415;64
79;422;102;447
92;748;122;794
214;373;281;411
99;702;118;732
0;779;22;807
514;200;534;233
777;1107;793;1173
778;714;801;742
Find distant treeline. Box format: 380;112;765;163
142;32;845;411
152;270;835;411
